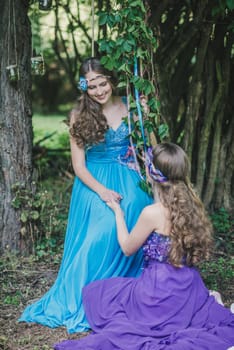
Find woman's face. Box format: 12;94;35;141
85;70;113;105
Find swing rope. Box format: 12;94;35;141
90;2;148;176
133;56;147;153
126;81;143;179
90;1;146;152
124;57;150;180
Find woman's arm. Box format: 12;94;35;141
70;138;104;194
107;200;157;256
70;117;122;203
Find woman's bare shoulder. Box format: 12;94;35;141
142;202;170;234
141;202;162;218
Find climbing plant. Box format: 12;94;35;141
97;0;169;159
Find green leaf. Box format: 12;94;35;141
99;12;108;26
118;63;132;74
100;56;109;65
123;41;133;52
117;81;127;88
21;212;28;223
31;211;40;220
143;81;155;95
107;14;118;28
114;14;122;23
11;197;21;208
158;124;169;140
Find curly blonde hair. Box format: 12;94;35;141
69;57;118;147
152;143;213;267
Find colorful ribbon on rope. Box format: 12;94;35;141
133;57;147;153
133;58;167;183
123;57;147;180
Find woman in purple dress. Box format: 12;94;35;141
54;142;234;349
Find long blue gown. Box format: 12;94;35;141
18;111;153;333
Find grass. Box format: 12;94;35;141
32;114;69;149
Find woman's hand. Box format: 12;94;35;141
99;189;123;203
140;95;149;115
105;197;123;214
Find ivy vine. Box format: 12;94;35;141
97;0;169;175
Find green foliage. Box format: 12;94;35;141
11;183;43;248
139;179;152;197
211;0;234;44
200;208;233;293
211;207;232;232
200;257;234;292
33;114;70;180
210;207;233;254
158;124;170;141
11;179;69;257
35;237;60;259
211;0;234;17
97;0;169;171
3;292;21;306
98;1;156;65
10;114;71;258
33;114;69;146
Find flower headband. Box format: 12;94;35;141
77;74;111;92
78;77;88;92
146;147;168;183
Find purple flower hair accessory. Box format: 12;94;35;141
78;76;88;92
146;147;168;183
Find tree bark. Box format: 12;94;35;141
0;0;33;254
183;22;212;160
146;0;234;210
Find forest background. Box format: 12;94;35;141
0;0;233;349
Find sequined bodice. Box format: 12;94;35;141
84;97;136;165
143;232;171;266
86;121;129;161
85;120;138;171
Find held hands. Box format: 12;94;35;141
105;197;123;215
99;189;123;204
102;193;124;216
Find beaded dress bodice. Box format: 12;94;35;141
85;96;138;169
86;122;129;161
143;232;171;266
85;120;138;171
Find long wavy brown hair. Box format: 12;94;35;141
152;143;213;267
69;57;118;147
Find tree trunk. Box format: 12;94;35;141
147;0;234;210
0;0;33;254
183;23;212;161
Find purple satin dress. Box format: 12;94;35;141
54;232;234;349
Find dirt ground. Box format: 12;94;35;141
0;254;90;350
0;253;233;350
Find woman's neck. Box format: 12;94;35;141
102;95;118;113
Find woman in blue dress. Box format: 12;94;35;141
54;142;234;350
18;57;152;333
